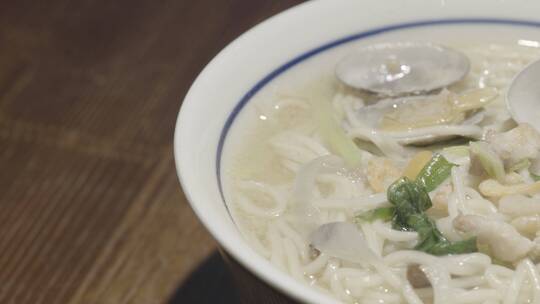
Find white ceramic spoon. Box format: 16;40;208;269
507;59;540;132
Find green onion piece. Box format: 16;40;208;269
315;96;362;167
424;237;477;255
387;177;477;255
470;141;506;182
442;145;470;158
415;154;456;192
355;207;395;223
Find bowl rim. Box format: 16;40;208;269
174;1;540;302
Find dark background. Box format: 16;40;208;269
0;1;302;303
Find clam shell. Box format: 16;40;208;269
351;88;497;145
336;42;470;96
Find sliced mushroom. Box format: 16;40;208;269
407;264;432;288
309;222;378;265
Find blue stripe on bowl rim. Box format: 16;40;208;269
216;18;540;209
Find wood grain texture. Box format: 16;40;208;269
0;1;302;303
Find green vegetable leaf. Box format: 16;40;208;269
531;172;540;182
387;177;477;255
380;154;453;232
388;177;432;214
355;207;395;223
415;154;456;192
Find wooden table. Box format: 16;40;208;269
0;1;302;303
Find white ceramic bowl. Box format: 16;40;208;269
174;1;540;303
